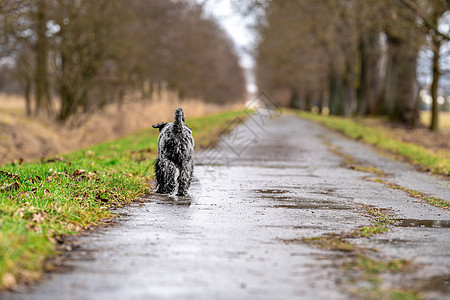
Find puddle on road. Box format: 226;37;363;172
148;177;203;206
255;187;338;196
420;274;450;293
254;188;354;211
264;225;324;230
150;193;192;206
274;203;353;210
310;188;337;195
254;189;290;194
394;219;450;228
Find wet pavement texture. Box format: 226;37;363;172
4;113;450;300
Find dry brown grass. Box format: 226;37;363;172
420;111;450;130
0;92;243;164
355;114;450;152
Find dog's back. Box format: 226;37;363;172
157;108;194;167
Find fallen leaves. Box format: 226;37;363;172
85;172;97;180
0;181;20;192
32;212;46;223
47;169;98;181
72;169;86;177
14;207;47;224
43;157;66;163
70;169;98;181
0;171;21;192
95;195;109;203
43;188;51;196
0;170;20;180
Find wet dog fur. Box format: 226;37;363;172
152;108;194;196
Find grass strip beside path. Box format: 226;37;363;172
296;111;450;177
0;109;247;290
298;206;421;299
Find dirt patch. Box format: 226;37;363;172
388;126;450;151
357;117;450;152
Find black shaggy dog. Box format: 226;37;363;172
152;108;194;196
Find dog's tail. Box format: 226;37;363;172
173;108;185;130
152;122;168;132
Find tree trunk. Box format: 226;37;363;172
57;51;76;122
344;78;357;116
358;31;381;115
24;77;32;116
430;9;442;131
396;52;418;127
304;93;312;111
430;42;440;131
317;92;324;114
34;0;52;116
343;61;357;116
289;88;301;109
328;70;345;115
58;85;75;122
380;35;419;127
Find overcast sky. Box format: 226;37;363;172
201;0;256;68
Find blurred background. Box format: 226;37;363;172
249;0;450;127
0;0;449;164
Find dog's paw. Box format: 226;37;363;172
176;191;188;197
156;188;170;194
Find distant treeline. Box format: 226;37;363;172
252;0;449;130
0;0;246;122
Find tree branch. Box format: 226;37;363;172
398;0;450;41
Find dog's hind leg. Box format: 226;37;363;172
176;161;193;196
155;158;178;194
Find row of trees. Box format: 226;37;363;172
0;0;246;122
253;0;449;129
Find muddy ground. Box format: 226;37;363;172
3;111;449;299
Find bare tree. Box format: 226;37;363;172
0;0;52;115
398;0;450;130
1;0;246;123
33;0;52;116
253;0;433;128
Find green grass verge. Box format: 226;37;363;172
324;140;449;210
296;111;450;176
300;204;422;299
365;178;450;210
0;109;247;289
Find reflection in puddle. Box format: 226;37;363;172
254;189;290;194
394;219;450;228
264;225;324;230
310;188;336;195
149;177;203;206
274;203;352;210
151;193;192;206
254;187;353;211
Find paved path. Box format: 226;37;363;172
4;113;449;299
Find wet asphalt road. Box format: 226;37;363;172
4;112;450;300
